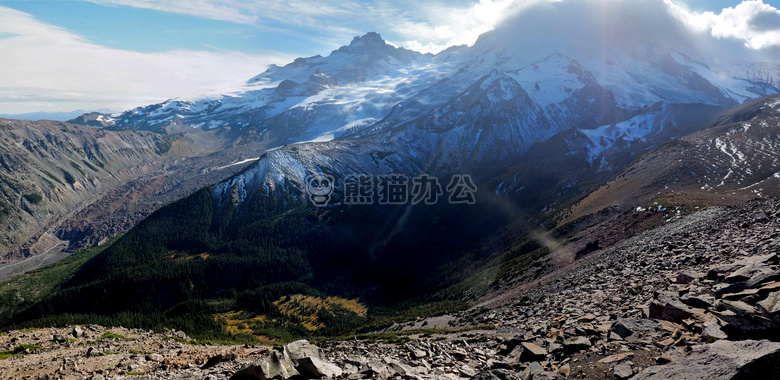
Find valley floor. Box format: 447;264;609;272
1;196;778;379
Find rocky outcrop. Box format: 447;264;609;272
633;340;780;380
231;340;342;380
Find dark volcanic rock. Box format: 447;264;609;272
202;353;237;369
680;293;715;309
296;357;343;379
610;318;663;339
649;292;695;323
563;337;591;354
715;282;748;297
471;369;520;380
518;342;548;362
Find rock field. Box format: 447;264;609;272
1;197;778;380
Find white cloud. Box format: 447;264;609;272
0;6;291;114
86;0;259;24
390;0;531;53
4;0;779;114
81;0;780;54
84;0;556;54
666;0;780;49
395;0;780;53
87;0;366;35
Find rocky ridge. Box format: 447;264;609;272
1;196;778;379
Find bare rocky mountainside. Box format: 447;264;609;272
0;119;170;259
564;95;780;225
0;119;258;281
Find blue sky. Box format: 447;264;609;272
0;0;779;115
6;1;771;56
685;0;760;11
0;1;324;56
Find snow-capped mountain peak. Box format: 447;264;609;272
335;32;395;54
478;69;524;103
248;32;425;87
70;1;779;176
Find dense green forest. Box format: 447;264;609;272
1;174;557;342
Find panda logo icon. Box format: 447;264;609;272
305;174;334;207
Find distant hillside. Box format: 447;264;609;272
0;110;93;122
563;95;780;225
0;118;254;281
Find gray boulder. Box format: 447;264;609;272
563;337;591;354
470;369;520;380
745;270;780;288
613;362;634;379
231;348;298;380
202;353;237;369
725;264;770;283
284;340;324;361
714;300;776;340
649;292;694;323
680;294;715;309
632;340;780;380
757;291;780;317
701;318;728;341
231;340;342;380
296;357;343;378
715;282;748;298
534;371;563;379
610;318;662;339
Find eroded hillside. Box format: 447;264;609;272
0;119;256;280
